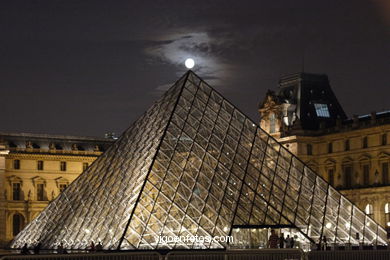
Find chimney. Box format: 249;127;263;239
352;115;359;128
370;111;376;125
336;118;342;129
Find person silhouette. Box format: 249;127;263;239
21;243;29;254
33;242;41;254
96;242;103;252
268;229;278;248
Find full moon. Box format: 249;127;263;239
185;58;195;69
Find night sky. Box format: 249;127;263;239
1;0;389;137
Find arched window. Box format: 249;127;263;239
385;203;390;227
365;204;373;218
269;113;276;133
12;214;24;236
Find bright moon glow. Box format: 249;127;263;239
185;58;195;69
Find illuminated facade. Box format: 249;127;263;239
259;72;390;236
11;71;387;250
0;133;113;247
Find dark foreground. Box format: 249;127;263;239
1;249;390;260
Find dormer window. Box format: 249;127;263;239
314;103;330;118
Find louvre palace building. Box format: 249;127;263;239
258;73;390;236
1;71;390;250
0;133;114;247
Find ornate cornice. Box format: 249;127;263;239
5;153;99;161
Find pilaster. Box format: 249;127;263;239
0;144;9;247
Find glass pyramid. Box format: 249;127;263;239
11;71;388;250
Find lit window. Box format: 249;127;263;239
37;160;44;171
365;204;373;218
314;103;330;118
60;161;67;171
385;203;390;227
13;160;20;170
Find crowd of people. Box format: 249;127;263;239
20;241;104;254
267;230;295;248
19;232;325;254
268;229;329;250
20;242;43;255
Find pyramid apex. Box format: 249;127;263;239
184;69;197;77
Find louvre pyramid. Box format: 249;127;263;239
12;71;388;250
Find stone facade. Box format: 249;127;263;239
0;133;114;247
259;73;390;235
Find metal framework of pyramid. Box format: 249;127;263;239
11;71;387;250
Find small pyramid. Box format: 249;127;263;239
11;71;387;250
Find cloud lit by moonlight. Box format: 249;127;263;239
145;32;231;82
